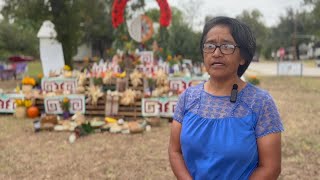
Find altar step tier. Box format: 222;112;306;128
34;96;143;121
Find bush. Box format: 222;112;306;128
246;75;260;85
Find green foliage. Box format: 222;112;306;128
2;0;320;64
1;0;51;30
167;8;202;62
145;7;202;62
1;0;115;65
304;0;320;37
238;5;320;60
93;77;103;86
236;9;268;58
49;0;84;67
80;0;114;58
0;21;38;60
246;75;260;85
145;8;160;22
167;23;201;62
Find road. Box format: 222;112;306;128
247;62;320;77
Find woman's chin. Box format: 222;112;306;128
208;71;228;79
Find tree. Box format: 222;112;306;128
1;0;117;65
0;21;38;60
1;0;83;66
270;8;314;60
167;7;202;62
145;7;202;62
304;0;320;37
236;9;269;58
48;0;84;66
79;0;114;58
1;0;51;31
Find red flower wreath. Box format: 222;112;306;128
111;0;171;28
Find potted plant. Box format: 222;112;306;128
60;97;71;120
21;77;36;93
15;99;32;119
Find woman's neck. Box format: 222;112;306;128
205;76;244;96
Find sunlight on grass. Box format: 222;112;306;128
302;59;317;68
27;61;43;77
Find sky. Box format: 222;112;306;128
146;0;308;28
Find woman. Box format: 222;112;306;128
168;16;284;180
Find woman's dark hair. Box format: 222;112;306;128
200;16;256;77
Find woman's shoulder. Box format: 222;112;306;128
242;83;272;100
241;83;274;110
178;83;203;102
184;83;203;97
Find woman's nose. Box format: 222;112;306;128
211;48;223;57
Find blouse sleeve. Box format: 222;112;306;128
173;90;187;123
255;93;284;138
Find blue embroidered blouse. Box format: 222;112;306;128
173;82;284;180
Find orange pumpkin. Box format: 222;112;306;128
27;106;39;118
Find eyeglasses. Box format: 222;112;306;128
203;43;240;55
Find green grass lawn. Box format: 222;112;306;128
27;61;43;77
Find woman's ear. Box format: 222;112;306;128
240;58;245;66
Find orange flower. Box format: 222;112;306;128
249;75;257;79
63;97;70;103
22;77;36;86
37;73;43;79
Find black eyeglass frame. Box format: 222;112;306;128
203;43;240;55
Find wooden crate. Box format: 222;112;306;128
85;97;106;116
116;100;142;120
34;98;45;113
128;78;145;92
33;76;145;120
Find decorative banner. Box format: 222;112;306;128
168;77;207;92
139;51;154;65
42;77;77;93
277;62;303;76
44;95;85;114
0;94;25;113
142;97;178;117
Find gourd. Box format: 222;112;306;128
27;106;39;118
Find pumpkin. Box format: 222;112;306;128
27;106;39;118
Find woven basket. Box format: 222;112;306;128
15;106;26;119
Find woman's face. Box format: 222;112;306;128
203;25;245;79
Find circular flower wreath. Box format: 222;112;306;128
112;0;172;28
